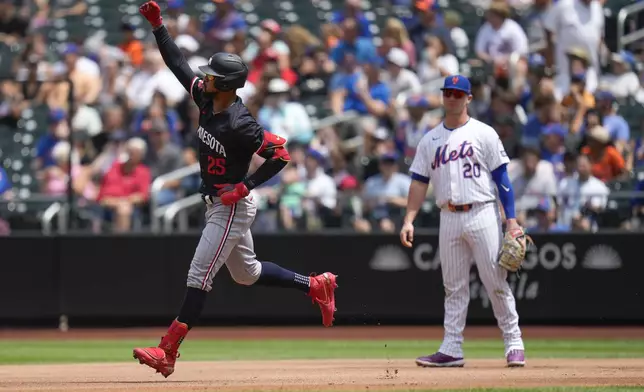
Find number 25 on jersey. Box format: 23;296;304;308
207;156;226;175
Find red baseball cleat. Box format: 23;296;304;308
133;319;188;378
308;272;338;327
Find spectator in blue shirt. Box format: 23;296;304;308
526;197;570;233
594;90;630;155
540;123;567;179
339;54;390;118
330;17;377;67
631;136;644;169
631;176;644;223
202;0;246;53
331;0;372;38
520;53;554;112
522;93;559;147
403;0;453;62
34;108;69;171
354;152;412;233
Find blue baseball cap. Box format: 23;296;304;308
406;95;430;108
612;50;636;69
528;53;546;68
379;152;399;162
62;43;79;55
306;148;326;164
49;108;66;123
571;72;586;82
541;123;566;138
595;90;616;102
536;197;551;212
168;0;185;8
440;75;471;94
358;51;384;67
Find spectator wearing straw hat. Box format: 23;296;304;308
543;0;604;100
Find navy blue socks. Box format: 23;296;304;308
256;262;310;293
177;287;207;329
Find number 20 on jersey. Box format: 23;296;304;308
463;163;481;178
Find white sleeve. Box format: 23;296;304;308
439;54;460;75
409;135;432;179
474;24;490;54
484;128;510;171
593;1;604;30
589;181;610;210
408;72;422;95
542;3;559;33
512;21;529;56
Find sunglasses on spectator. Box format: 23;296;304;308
442;89;467;99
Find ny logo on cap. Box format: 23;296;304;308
452;76;459;85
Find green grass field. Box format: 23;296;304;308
1;338;643;364
2;338;644;391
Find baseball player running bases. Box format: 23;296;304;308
400;75;527;368
133;1;338;378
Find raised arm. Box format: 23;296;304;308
140;1;197;92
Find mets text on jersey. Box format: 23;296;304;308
197;126;227;157
431;141;475;170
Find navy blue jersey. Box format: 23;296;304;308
189;77;263;194
153;25;287;196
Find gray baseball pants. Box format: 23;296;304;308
186;193;262;292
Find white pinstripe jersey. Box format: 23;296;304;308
409;117;510;208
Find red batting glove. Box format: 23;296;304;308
139;1;163;28
215;183;250;205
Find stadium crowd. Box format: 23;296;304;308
0;0;644;234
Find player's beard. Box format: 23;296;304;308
204;90;219;99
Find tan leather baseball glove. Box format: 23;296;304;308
498;227;534;272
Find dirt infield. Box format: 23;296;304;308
1;326;643;391
1;359;643;392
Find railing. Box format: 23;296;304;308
617;1;644;52
149;162;200;233
41;202;69;235
162;193;205;233
149;75;448;232
0;194;69;234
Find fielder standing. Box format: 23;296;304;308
400;75;528;368
133;1;338;378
